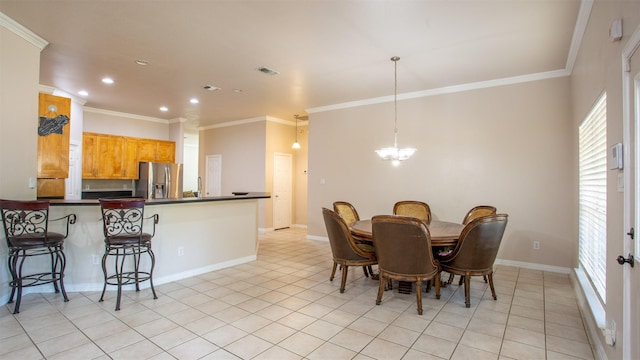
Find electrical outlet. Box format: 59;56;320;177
91;254;100;265
178;246;184;256
533;241;540;250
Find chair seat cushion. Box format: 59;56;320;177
105;233;153;246
9;232;65;248
356;243;375;253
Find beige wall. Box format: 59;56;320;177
569;1;640;359
83;108;170;140
0;25;41;200
308;76;575;269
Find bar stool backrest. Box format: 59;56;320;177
99;199;146;239
0;199;50;244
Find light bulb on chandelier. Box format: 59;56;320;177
375;56;416;165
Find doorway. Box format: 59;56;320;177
273;153;292;230
205;154;222;197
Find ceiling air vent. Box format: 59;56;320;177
257;66;280;76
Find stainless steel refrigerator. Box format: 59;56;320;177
135;162;183;199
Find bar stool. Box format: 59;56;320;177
98;198;159;310
0;199;76;314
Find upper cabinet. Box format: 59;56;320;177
37;93;71;178
138;139;175;163
82;132;175;179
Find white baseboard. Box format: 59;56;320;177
493;259;571;274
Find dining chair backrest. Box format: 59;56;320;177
0;199;51;244
443;214;508;272
462;205;497;225
392;201;431;224
371;215;439;276
333;201;360;225
322;207;372;261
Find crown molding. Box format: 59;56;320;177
307;69;571;114
0;12;48;50
565;0;593;72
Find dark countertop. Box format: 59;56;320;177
50;192;271;206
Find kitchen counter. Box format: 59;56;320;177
2;193;271;300
54;192;270;205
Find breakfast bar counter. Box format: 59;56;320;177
44;193;270;293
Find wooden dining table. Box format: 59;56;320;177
349;219;465;247
349;219;465;293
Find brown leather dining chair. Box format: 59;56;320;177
462;205;497;225
0;199;76;313
371;215;441;315
333;201;375;278
322;208;377;293
393;200;432;224
438;214;508;308
446;205;498;284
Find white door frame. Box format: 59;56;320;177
621;23;640;360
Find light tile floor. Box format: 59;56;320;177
0;228;595;359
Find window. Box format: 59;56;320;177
578;93;607;304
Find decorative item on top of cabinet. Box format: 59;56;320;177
37;93;71;179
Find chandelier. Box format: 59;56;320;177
292;114;301;149
375;56;416;166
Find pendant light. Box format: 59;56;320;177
375;56;416;166
292;114;301;149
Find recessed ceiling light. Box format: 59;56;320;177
190;98;199;104
232;89;243;93
203;85;221;91
78;90;89;96
102;77;114;84
159;106;168;112
135;59;149;66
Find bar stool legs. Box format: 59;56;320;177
99;243;157;311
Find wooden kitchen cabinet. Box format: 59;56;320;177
83;133;124;179
37;93;71;178
83;132;175;179
137;139;175;163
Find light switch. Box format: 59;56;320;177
29;177;36;189
320;178;326;185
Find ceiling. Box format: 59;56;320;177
0;1;583;128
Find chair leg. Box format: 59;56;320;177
464;272;471;308
330;262;337;281
483;275;488;283
99;248;109;303
340;265;348;293
362;266;369;277
447;272;454;284
434;273;441;300
147;246;158;300
56;246;69;302
416;280;423;315
376;275;385;305
487;272;497;300
50;249;60;293
115;247;125;311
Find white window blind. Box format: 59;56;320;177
578;93;607;304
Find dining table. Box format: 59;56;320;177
349;218;465;294
349;219;465;247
